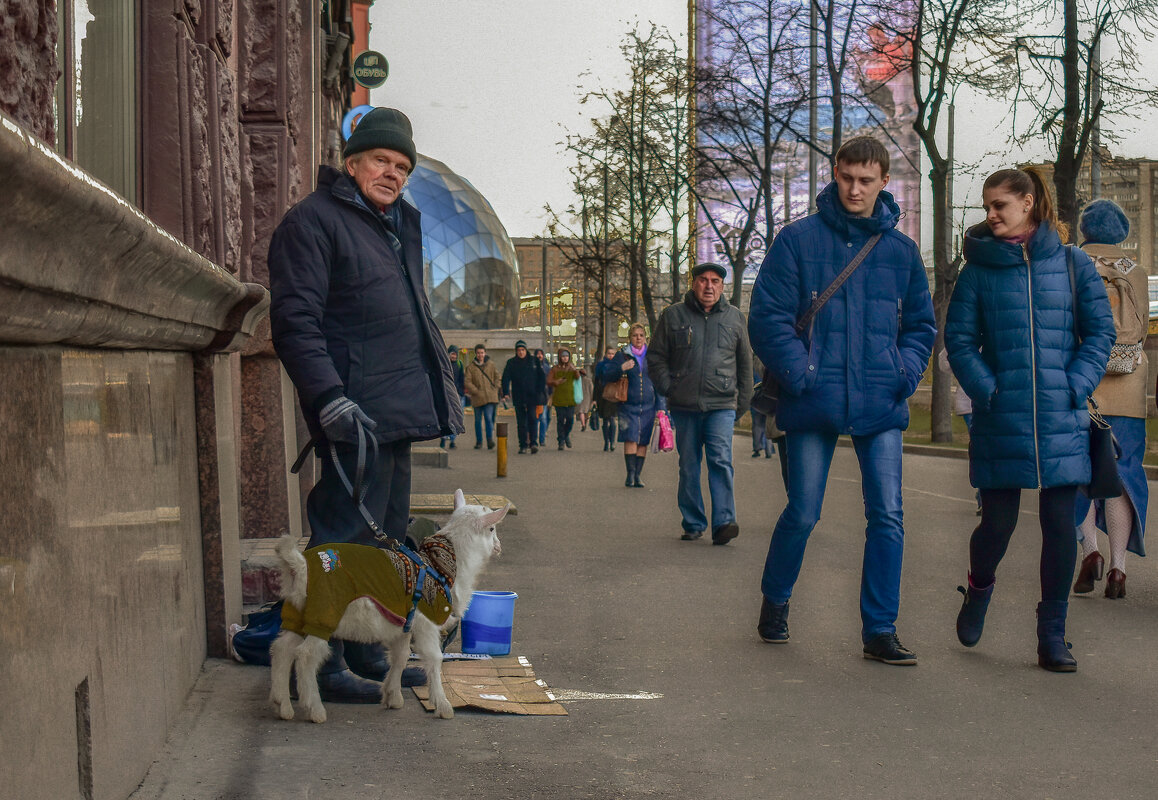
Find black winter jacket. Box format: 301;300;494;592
268;165;464;444
501;354;546;406
648;292;753;415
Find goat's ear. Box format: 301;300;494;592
454;489;466;510
480;503;510;529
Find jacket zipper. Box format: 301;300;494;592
1024;244;1043;488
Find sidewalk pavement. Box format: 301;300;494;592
132;421;1158;800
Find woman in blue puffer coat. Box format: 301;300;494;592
945;168;1114;672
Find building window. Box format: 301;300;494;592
55;0;138;204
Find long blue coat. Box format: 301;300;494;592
945;223;1114;489
748;182;935;436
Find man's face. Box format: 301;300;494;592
693;272;723;310
448;350;458;362
605;348;616;359
834;159;889;218
475;347;486;360
516;346;527;359
345;148;412;209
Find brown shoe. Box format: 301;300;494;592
1105;568;1126;599
1073;552;1105;594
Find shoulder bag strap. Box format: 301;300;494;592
795;232;883;336
1066;244;1080;345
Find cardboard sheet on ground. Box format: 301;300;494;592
412;655;567;715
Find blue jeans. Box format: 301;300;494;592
538;405;551;444
760;428;905;642
473;402;496;444
670;409;737;533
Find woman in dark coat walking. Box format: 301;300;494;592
596;323;658;487
945;168;1114;672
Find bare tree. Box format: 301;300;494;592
1011;0;1158;236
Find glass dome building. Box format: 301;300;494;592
403;155;520;330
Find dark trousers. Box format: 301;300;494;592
970;485;1078;604
513;402;537;448
306;438;412;547
555;405;575;443
602;413;618;447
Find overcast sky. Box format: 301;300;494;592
368;1;688;238
367;2;1154;244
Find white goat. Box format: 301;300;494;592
269;489;508;722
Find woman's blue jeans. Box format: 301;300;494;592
670;409;737;533
760;428;905;643
473;402;496;444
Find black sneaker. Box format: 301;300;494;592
680;530;703;541
757;598;790;643
474;442;482;449
531;445;539;454
862;633;917;666
712;522;740;545
488;439;495;449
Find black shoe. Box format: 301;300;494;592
488;439;495;449
712;522;740;545
603;443;610;451
955;577;994;647
752;450;761;458
474;441;482;449
765;452;772;459
559;443;565;450
449;441;456;449
862;633;917;666
1036;601;1077;672
757;598;790;643
531;445;538;454
680;530;703;541
565;437;572;448
518;447;527;454
610;443;616;451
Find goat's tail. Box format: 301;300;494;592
274;535;309;609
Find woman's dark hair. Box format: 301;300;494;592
983;167;1069;241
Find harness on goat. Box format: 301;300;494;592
290;417;454;633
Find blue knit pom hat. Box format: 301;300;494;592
1079;198;1130;245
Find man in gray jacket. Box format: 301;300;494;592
648;263;753;544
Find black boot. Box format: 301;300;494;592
757;598;790;643
1036;601;1077;672
315;640;385;703
632;455;645;488
624;453;635;487
955;575;994;648
343;640;427;687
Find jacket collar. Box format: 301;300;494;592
683;289;729;314
963;221;1063;268
816;181;901;238
317;164;420;224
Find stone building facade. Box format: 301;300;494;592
0;2;375;797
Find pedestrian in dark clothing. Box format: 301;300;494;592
946;167;1113;672
594;345;620;451
535;348;552;445
650;268;752;541
268;107;462;701
440;345;466;449
597;324;659;486
502;340;546;454
748;136;934;666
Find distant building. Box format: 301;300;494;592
1027;153;1158;272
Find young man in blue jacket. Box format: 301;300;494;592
748;136;935;665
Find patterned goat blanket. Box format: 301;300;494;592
280;535;456;641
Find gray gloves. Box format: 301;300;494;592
318;396;376;444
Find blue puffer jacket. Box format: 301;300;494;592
945;223;1114;489
748;182;935;435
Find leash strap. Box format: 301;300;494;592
795;233;882;336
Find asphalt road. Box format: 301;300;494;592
131;423;1158;800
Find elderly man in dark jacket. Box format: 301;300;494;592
748;136;935;666
268;107;463;702
649;263;753;545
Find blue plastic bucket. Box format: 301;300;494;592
461;591;518;655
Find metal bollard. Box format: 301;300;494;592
495;421;508;477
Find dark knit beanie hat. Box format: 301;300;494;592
343;107;417;167
515;339;527;350
1079;198;1130;245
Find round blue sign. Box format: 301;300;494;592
342;105;376;141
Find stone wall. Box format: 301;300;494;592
0;0;59;143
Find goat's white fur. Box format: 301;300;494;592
268;489;509;722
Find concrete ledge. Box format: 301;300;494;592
0;112;267;353
413;446;448;468
410;493;517;515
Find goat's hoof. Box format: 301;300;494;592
384;688;404;709
276;702;294;721
307;705;327;724
434;702;454;719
